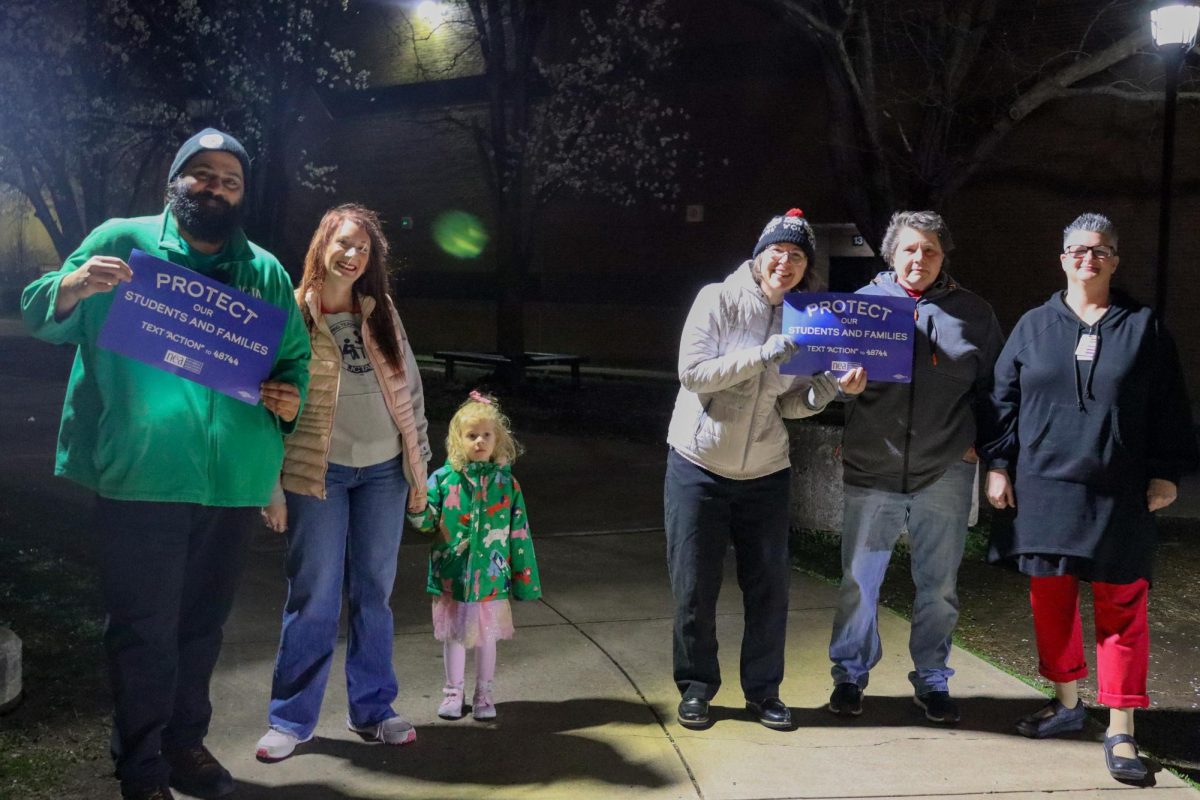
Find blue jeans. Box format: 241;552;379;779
268;458;408;737
829;461;974;694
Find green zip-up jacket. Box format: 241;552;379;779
22;209;311;506
407;460;542;603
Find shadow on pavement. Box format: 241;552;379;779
1136;707;1200;783
700;695;1197;743
226;782;363;800
280;699;673;790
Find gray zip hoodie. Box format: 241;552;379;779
841;270;1003;493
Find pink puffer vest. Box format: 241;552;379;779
280;289;429;499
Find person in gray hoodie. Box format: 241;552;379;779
666;209;866;732
826;210;1003;725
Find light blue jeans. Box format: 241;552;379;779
829;461;975;695
268;458;407;738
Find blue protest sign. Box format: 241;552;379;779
781;292;916;383
97;250;287;404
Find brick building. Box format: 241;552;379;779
8;2;1184;377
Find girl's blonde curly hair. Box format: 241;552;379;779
445;391;523;470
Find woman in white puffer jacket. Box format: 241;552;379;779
666;208;865;732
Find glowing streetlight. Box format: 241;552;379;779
1150;3;1199;319
416;1;445;24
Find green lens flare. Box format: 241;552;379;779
432;211;489;259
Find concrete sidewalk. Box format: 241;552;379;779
1;318;1193;799
197;438;1195;799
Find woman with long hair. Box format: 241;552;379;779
255;204;431;762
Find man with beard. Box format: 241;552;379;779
22;128;311;800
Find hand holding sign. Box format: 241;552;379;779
761;334;799;365
56;256;134;319
839;366;868;395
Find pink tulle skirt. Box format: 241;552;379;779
431;594;514;647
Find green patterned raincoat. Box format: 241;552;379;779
408;460;542;602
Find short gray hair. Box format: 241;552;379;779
880;210;954;268
1063;213;1118;250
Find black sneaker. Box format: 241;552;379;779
163;744;234;799
677;697;710;729
914;690;960;724
828;683;863;716
745;697;792;730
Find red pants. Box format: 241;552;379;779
1029;575;1150;708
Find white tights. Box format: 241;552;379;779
443;639;497;690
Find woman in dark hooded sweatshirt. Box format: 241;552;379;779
982;213;1197;784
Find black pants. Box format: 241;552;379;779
664;449;792;702
96;497;255;793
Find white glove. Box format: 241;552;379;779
760;334;799;366
805;370;839;410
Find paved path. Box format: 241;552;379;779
206;526;1197;798
202;431;1195;798
2;317;1194;798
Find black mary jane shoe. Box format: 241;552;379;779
677;697;710;729
1104;733;1148;783
1015;698;1086;739
745;697;793;730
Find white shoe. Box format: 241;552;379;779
348;714;417;745
473;682;496;720
255;727;313;762
438;685;465;720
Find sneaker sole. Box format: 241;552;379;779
913;695;960;724
348;726;418;745
438;711;465;720
383;728;417;746
827;702;863;716
255;747;294;764
677;714;709;729
255;733;314;763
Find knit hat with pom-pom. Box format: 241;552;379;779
752;208;815;261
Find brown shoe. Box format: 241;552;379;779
163;744;234;798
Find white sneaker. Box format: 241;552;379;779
348;715;417;745
438;685;465;720
255;727;313;762
473;682;496;720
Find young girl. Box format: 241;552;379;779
407;391;541;720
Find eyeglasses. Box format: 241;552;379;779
1064;245;1116;260
765;245;807;265
184;167;243;192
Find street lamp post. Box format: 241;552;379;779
1151;3;1200;320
